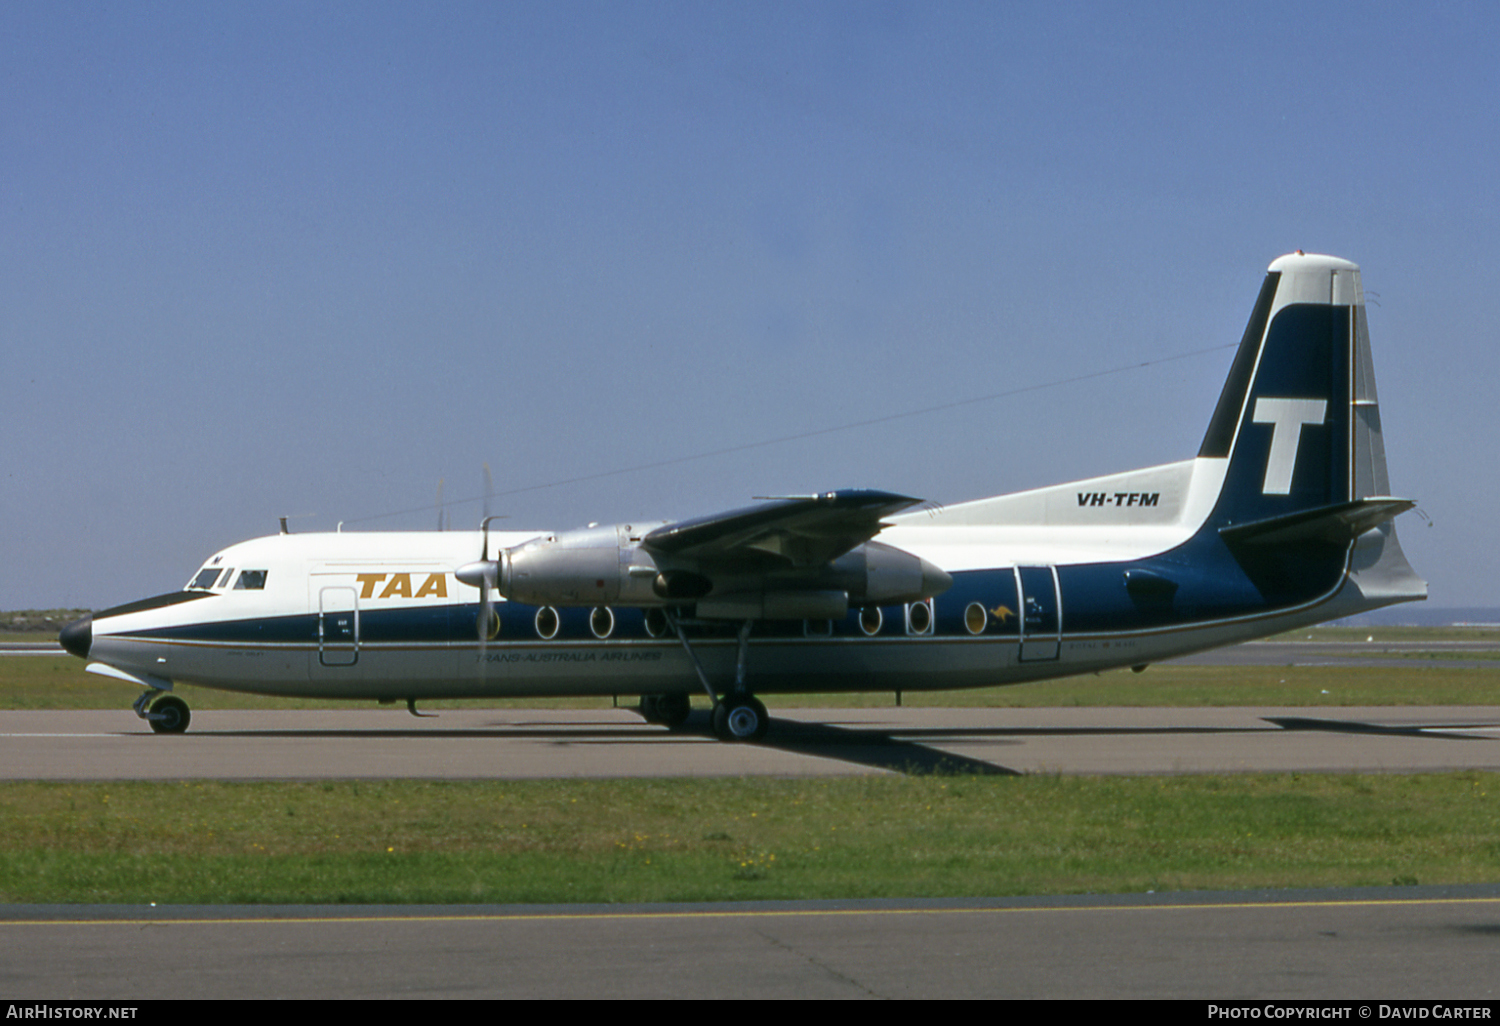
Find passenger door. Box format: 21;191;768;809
314;581;359;667
1015;565;1061;662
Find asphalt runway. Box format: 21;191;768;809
4;888;1499;999
4;704;1500;779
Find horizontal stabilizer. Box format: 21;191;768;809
1219;497;1415;549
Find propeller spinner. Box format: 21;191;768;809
456;516;507;644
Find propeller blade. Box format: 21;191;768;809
480;583;495;644
462;514;505;644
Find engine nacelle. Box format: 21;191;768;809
499;525;661;607
828;541;951;606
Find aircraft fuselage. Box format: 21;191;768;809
60;253;1427;739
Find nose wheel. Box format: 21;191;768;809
133;690;191;734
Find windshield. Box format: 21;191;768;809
188;567;223;590
186;565;235;591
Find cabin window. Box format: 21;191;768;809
234;570;268;590
188;568;223;590
964;602;987;635
906;599;934;636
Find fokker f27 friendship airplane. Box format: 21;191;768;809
60;253;1425;742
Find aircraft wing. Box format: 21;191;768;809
642;489;922;568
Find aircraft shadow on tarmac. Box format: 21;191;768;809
720;716;1025;776
159;708;1500;777
1262;716;1499;741
177;714;1026;775
737;715;1487;774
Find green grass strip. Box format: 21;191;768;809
3;775;1498;904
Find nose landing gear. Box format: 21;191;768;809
133;690;191;734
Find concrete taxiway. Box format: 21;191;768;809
3;705;1499;779
4;887;1499;999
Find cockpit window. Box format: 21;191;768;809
187;567;237;590
234;570;268;590
188;568;223;590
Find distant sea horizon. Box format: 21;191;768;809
1332;606;1500;627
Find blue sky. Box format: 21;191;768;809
2;1;1495;610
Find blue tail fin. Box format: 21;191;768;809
1200;253;1398;534
1186;253;1422;610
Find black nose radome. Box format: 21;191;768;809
59;615;92;659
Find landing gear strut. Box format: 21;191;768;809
663;613;770;743
133;690;191;734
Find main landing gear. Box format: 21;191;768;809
133;689;191;734
712;693;768;743
662;613;771;743
638;693;692;729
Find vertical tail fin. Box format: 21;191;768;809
1199;253;1424;610
1201;253;1394;528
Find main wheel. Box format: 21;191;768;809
656;693;691;729
148;694;191;734
712;695;768;742
640;693;693;729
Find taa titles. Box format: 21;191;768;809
60;253;1425;741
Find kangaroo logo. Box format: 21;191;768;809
1251;397;1327;495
